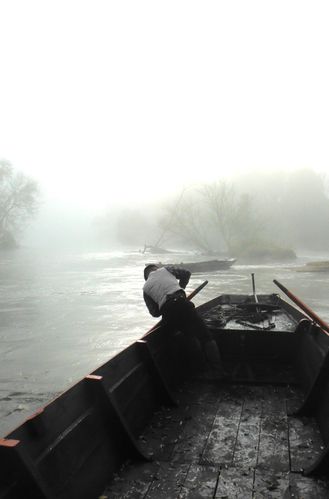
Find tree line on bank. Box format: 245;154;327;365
1;161;329;259
110;169;329;260
0;160;39;249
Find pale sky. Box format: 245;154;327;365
1;1;329;213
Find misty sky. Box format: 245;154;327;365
1;1;329;214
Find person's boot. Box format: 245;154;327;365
187;337;207;373
203;339;226;380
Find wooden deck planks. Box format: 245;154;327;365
103;381;329;498
101;461;158;498
138;404;193;461
289;416;323;472
202;416;240;465
257;415;290;472
178;464;219;498
233;416;261;469
214;467;254;498
172;403;218;464
145;463;190;499
288;473;329;498
261;385;287;416
253;470;289;498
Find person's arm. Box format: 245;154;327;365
143;291;161;317
165;265;191;289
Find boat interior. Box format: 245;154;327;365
2;293;329;498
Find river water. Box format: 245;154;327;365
1;247;329;436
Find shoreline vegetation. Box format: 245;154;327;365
295;261;329;272
115;170;329;264
1;167;329;264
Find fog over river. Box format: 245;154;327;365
1;248;329;436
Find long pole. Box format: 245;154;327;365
186;280;209;301
251;273;257;301
273;279;329;335
251;273;260;314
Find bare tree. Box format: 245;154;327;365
0;160;39;248
152;189;186;249
159;191;213;253
202;181;236;251
202;180;265;254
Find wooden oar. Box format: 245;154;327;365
143;280;209;337
273;279;329;335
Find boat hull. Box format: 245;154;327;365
2;292;329;497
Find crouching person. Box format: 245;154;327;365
143;264;224;379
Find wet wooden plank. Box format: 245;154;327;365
288;473;329;498
102;461;158;498
194;384;244;466
261;386;287;416
285;385;304;415
201;385;262;467
233;416;260;468
104;462;217;499
175;381;221;407
139;381;223;463
145;462;189;499
102;380;329;498
253;470;289;498
202;416;239;465
178;464;219;498
214;467;254;498
289;416;323;472
215;385;244;418
172;402;218;464
258;415;289;471
139;404;192;461
241;385;264;416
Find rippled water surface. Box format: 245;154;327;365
1;247;329;436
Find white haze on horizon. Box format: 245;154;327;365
1;0;329;249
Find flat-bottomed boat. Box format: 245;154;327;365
1;279;329;498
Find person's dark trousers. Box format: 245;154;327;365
161;295;224;376
161;295;211;341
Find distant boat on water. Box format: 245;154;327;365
154;258;237;273
141;244;173;254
